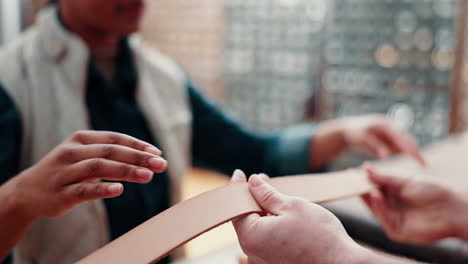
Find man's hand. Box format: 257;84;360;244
231;170;359;264
3;130;167;219
362;166;468;244
311;115;425;169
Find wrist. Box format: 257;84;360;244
1;172;39;224
333;243;373;264
311;120;347;169
318;237;367;264
0;174;38;260
346;245;409;264
319;119;348;150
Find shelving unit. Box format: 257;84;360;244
223;0;327;130
325;0;456;145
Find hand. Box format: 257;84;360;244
362;166;468;244
231;170;360;264
3;130;167;219
311;115;425;169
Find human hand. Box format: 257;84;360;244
231;170;360;264
342;115;425;164
311;115;425;169
362;165;468;244
4;130;167;219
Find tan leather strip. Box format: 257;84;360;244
77;169;372;264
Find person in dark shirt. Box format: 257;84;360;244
0;0;424;263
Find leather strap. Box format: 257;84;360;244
77;169;373;264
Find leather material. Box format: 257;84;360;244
79;134;468;264
78;169;373;264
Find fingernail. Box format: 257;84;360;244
250;175;262;187
232;170;241;179
136;168;153;181
149;158;167;170
145;146;162;156
108;183;123;194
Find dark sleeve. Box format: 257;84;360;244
0;85;21;264
188;80;318;177
0;84;22;186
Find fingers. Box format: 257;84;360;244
362;190;386;222
64;158;155;184
364;166;407;235
248;174;290;215
64;182;124;204
68;130;162;156
231;169;248;184
365;165;408;190
375;125;426;166
57;144;167;173
360;193;373;209
232;212;261;239
258;173;270;181
370;189;403;236
232;171;268;240
363;189;396;230
231;170;262;246
363;134;391;159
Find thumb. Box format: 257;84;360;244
249;174;290;215
231;169;248;184
365;165;407;191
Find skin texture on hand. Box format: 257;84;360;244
231;170;424;264
311;115;426;170
11;130;167;218
0;130;167;261
231;170;358;264
362;166;468;244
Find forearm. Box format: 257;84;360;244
0;179;36;261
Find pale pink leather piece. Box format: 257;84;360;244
77;169;373;264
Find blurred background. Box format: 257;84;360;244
140;0;467;169
4;0;465;167
2;0;468;261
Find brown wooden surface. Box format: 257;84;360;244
140;0;224;101
450;0;468;133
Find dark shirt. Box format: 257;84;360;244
86;40;171;245
0;39;314;264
